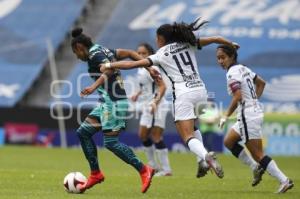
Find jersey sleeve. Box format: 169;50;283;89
147;53;160;66
89;51;110;66
248;68;257;81
192;31;202;50
227;70;242;93
109;48;117;59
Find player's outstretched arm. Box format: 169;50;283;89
100;59;151;71
115;49;143;61
199;36;239;49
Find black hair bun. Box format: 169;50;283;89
71;27;83;38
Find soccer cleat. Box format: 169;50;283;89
252;165;265;187
140;165;155;193
276;179;294;194
196;160;210;178
79;170;105;192
154;170;172;177
205;152;224;178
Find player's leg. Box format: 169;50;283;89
76;116;105;190
224;125;261;186
176;119;223;178
102;99;154;193
174;91;223;178
224;127;258;171
246;139;293;193
139;109;159;171
139;125;158;171
151;126;172;176
193;126;209;178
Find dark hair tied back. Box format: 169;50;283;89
217;44;238;62
71;27;83;38
71;27;93;49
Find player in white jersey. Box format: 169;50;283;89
217;44;294;193
101;18;239;179
131;43;172;176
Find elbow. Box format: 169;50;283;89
259;80;266;91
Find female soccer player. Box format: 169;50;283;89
131;43;172;176
100;18;239;178
71;27;156;193
216;44;294;193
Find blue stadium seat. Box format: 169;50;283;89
0;0;87;107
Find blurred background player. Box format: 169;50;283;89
100;18;240;179
196;98;222;178
131;42;172;177
217;44;294;193
71;27;155;193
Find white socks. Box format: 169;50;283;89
193;129;207;163
144;145;158;169
187;137;208;160
238;149;258;171
156;149;172;173
266;160;288;183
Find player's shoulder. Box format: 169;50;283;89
226;64;243;79
88;44;114;63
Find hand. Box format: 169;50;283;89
100;64;106;73
148;100;157;114
218;116;228;129
231;42;240;50
131;94;138;102
80;85;96;97
148;67;161;81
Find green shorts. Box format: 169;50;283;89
88;99;128;132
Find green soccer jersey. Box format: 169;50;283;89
87;44;127;102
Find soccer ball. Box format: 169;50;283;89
63;172;87;194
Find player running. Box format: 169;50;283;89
216;44;294;193
131;43;172;176
100;18;239;178
71;27;156;193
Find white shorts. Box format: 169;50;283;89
231;116;263;143
173;89;208;121
140;100;168;129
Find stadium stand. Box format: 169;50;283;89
0;0;87;107
60;0;300;109
0;0;299;155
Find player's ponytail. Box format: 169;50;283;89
156;17;208;46
71;27;93;49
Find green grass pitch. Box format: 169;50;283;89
0;146;299;199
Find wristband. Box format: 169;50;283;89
105;62;111;68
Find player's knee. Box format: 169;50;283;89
252;152;264;162
138;131;148;141
104;141;116;151
103;136;118;151
76;126;86;139
223;138;233;149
